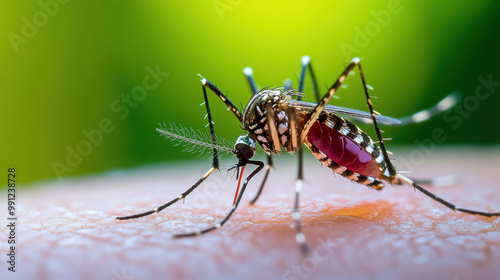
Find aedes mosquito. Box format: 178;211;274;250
117;56;500;254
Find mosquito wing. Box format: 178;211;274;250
291;101;402;126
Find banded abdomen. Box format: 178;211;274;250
302;113;389;189
307;122;380;177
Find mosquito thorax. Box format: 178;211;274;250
234;135;256;160
242;89;293;130
242;89;296;155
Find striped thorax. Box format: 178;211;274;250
242;89;298;155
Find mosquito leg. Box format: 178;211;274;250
294;56;314;212
410;175;457;187
243;66;274;205
298;55;320;102
294;56;322;193
355;61;398;178
292;58;311;253
299;58;360;145
174;160;264;237
293;148;309;255
117;80;224;220
243;67;259;96
397;174;500;217
398;92;460;125
116;167;218;220
350;92;460;126
353;61;459;179
284;78;293;91
202;83;220;170
200;77;243;122
249;156;273;204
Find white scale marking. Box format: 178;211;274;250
340;125;350;135
383;169;391;177
256;106;263;116
354;134;364;144
281;135;287;146
347;173;359;181
257;136;268;143
334;166;347;174
277;111;286;121
278;123;287;134
296;232;306;243
362;177;375;185
248;123;258;130
411;111;431;122
366;145;374;154
293;212;301;220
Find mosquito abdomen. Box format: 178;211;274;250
307;121;380;178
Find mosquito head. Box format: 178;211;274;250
234;135;256;160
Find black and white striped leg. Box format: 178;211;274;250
116;167;218;220
243;66;274;205
410;175;457;187
243;67;259;96
294;153;309;255
202;83;220;170
356;61;397;178
397;174;500;217
298;55;320;102
398;92;460;125
200;77;244;122
249;155;273;205
117;81;224;220
299;58;360;145
174;160;264;238
344;61;459;180
294;56;314;254
284;78;293;91
295;56;322;198
350;92;460;126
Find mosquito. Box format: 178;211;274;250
116;56;500;254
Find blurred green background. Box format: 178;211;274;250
2;0;499;185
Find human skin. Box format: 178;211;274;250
2;147;499;280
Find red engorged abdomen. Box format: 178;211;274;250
307;122;380;177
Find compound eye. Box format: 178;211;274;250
235;143;255;160
234;135;256;160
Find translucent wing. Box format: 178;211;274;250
291;101;402;125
